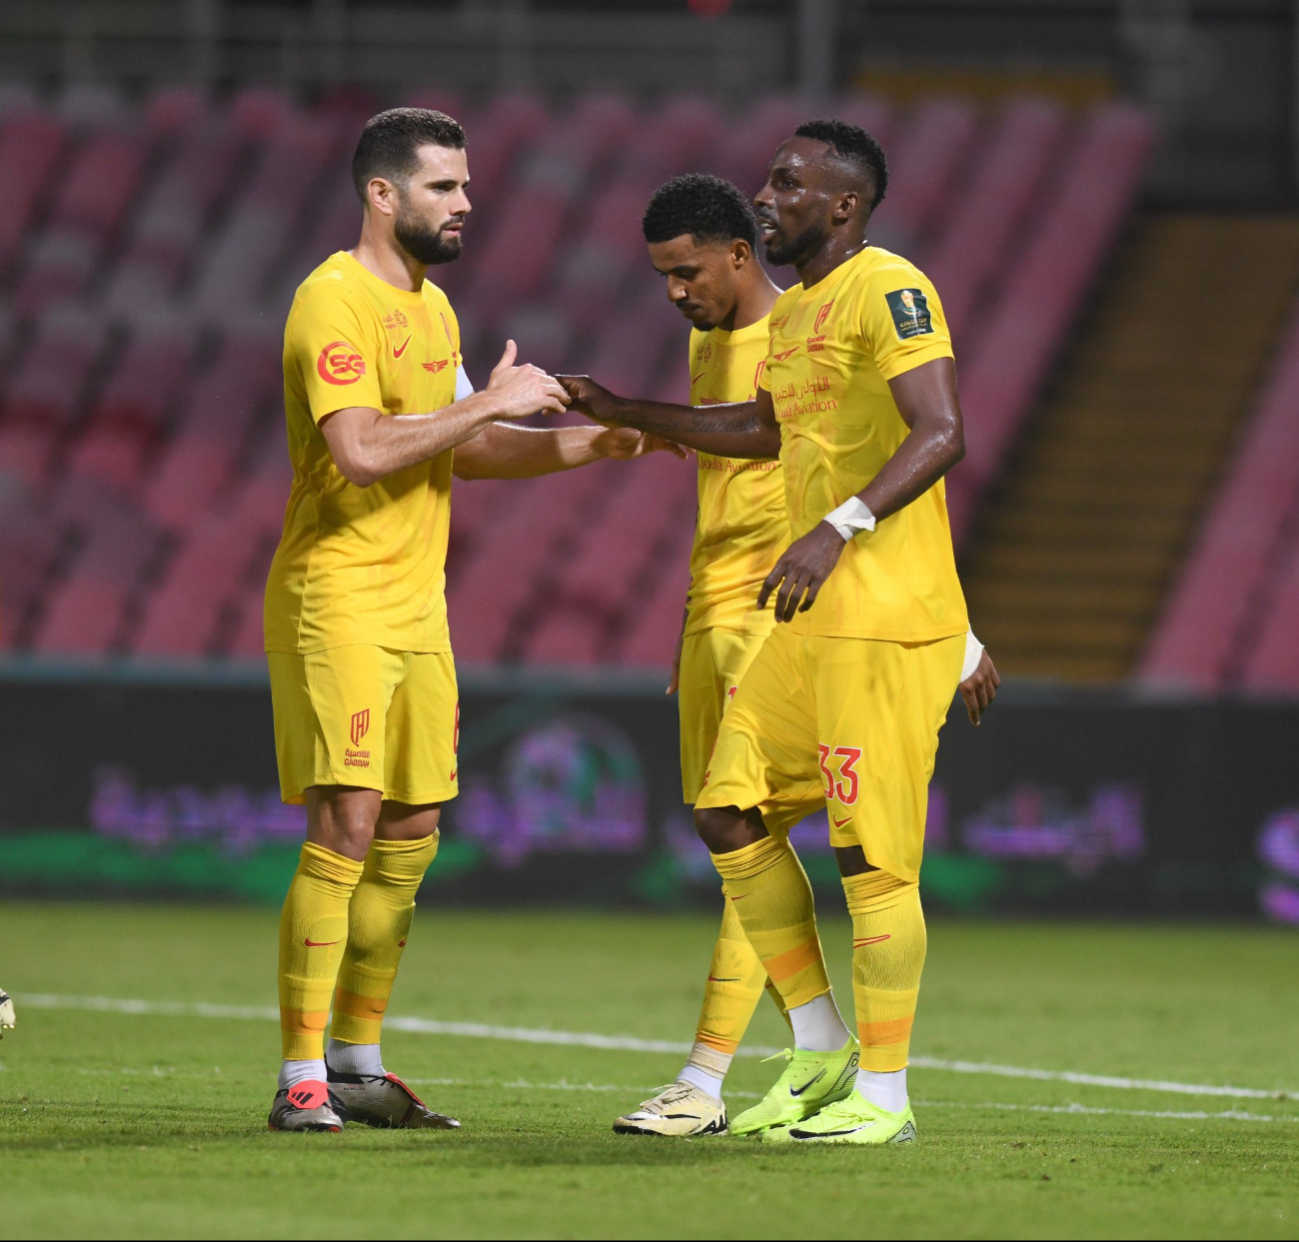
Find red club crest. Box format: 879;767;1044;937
317;341;365;386
350;709;370;746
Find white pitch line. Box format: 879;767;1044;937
16;993;1296;1103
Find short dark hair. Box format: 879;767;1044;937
352;107;465;204
642;173;758;248
794;119;889;210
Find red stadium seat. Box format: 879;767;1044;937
447;464;619;662
34;489;164;655
0;110;66;278
518;450;696;664
13;125;152;315
1141;303;1299;690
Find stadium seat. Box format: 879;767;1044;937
34;487;164;655
0;109;66;278
948;104;1155;541
447;464;619;662
924;99;1066;345
142;328;280;529
518;450;696;664
1141;301;1299;689
1241;533;1299;692
13;125;152;315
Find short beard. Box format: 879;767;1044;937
394;200;462;266
765;219;824;268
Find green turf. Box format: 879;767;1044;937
1;904;1296;1240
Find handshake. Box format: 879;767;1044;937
484;341;682;460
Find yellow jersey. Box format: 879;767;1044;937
264;251;460;654
686;315;788;636
760;245;967;642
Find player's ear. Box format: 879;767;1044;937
367;176;397;217
833;189;860;224
731;238;752;268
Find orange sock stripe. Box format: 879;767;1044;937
762;937;822;984
693;1030;740;1055
280;1007;330;1037
333;988;389;1022
858;1015;914;1047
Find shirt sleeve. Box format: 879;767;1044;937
455;364;474;400
289;282;385;423
860;266;955;382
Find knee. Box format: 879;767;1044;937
694;805;766;854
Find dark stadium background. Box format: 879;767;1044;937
1;0;1297;923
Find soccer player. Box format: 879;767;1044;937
563;119;999;1146
263;108;676;1133
611;174;791;1137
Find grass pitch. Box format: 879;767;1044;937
1;904;1297;1240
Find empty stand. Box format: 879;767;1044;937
962;214;1299;681
1141;300;1299;690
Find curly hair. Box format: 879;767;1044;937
642;173;759;247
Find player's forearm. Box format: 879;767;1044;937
335;393;503;486
854;416;964;523
453;423;609;480
603;397;779;459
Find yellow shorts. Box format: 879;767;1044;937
696;625;963;881
678;625;772;803
267;645;460;806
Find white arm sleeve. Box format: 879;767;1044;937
455;364;474;401
961;629;985;682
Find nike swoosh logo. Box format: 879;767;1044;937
303;938;341;947
854;934;891;946
691;371;708;384
832;814;853;829
393;336;411;357
789;1069;825;1097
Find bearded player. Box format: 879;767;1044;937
264;108;674;1132
564;119;999;1146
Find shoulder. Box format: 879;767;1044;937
293;258;373;322
855;247;936;294
421;279;455;316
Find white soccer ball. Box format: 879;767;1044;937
0;988;14;1038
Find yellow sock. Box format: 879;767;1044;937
710;836;831;1010
330;832;439;1046
278;842;364;1061
843;869;926;1073
689;894;772;1070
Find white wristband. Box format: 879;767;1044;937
824;496;876;542
961;629;984;682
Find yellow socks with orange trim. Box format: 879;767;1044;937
843;868;926;1111
278;842;364;1074
327;832;439;1073
710;836;848;1051
680;894;775;1097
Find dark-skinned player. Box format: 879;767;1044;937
563;120;1000;1146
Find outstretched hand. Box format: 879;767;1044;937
757;522;847;623
557;375;622;424
959;648;1000;725
487;340;570;419
595;427;688;460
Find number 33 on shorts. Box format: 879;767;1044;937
818;743;862;827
